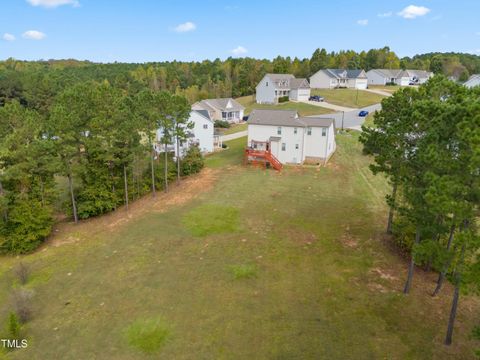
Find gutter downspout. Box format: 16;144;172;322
324;125;330;166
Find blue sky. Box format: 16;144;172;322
0;0;479;63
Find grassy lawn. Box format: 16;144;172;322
236;95;332;116
221;122;247;135
0;134;478;359
368;85;402;94
311;89;386;108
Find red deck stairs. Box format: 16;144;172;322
244;148;283;171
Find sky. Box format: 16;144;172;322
0;0;479;63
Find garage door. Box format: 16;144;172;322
356;80;368;89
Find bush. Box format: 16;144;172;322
221;143;228;149
14;262;30;285
181;146;204;176
76;185;119;219
278;96;289;103
11;288;33;323
214;120;230;128
0;199;53;254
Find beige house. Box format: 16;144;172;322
192;98;245;123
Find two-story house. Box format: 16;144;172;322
247;109;336;165
255;74;311;104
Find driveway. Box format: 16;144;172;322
222;130;247;142
301;100;356;112
311;103;382;131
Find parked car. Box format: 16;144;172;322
309;95;324;102
358;110;369;117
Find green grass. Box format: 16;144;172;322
368;85;402;93
125;318;170;354
229;264;257;280
183;204;239;237
0;135;478;359
311;89;386;108
236;95;332;116
222;123;247;135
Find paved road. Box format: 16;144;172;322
311;103;382;131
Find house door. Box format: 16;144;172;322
270;141;280;158
293;143;301;163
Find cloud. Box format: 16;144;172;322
378;12;392;18
2;33;16;41
27;0;79;8
357;19;368;26
173;22;196;33
231;46;248;56
398;5;431;19
22;30;46;40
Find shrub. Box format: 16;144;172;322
75;185;119;219
8;313;21;339
278;96;289;103
0;199;53;254
181;146;204;176
14;262;30;285
229;264;257;279
214;120;230;128
221;143;228;149
125;318;170;354
11;288;33;323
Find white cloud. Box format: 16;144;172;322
398;5;431;19
27;0;79;8
357;19;368;26
173;22;196;33
378;12;392;18
2;33;16;41
22;30;46;40
231;46;248;56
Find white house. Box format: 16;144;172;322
310;69;368;89
366;69;433;86
155;110;217;157
192;98;245;123
464;74;480;88
255;74;311;104
247;109;336;165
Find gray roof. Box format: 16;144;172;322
289;78;310;89
370;69;432;79
323;69;367;79
192;109;212;121
194;98;245;112
265;73;295;81
248;109;334;128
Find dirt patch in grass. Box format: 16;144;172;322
47;168;219;248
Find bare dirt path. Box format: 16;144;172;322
46;168;219;248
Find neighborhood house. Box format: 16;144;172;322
255;74;311;104
464;74;480;88
309;69;368;89
366;69;433;86
156;110;218;157
247;109;336;165
192;98;245;123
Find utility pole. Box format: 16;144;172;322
341;111;345;131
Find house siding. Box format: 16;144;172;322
255;76;277;104
310;71;334;89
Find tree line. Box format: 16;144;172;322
360;76;480;346
0;81;203;254
1;47;479;107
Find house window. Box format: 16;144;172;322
277;127;282;135
295;144;299;150
307;127;312;135
203;124;208;129
266;81;268;87
275;90;278;96
281;143;286;151
322;128;327;136
294;127;297;134
222;112;227;119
